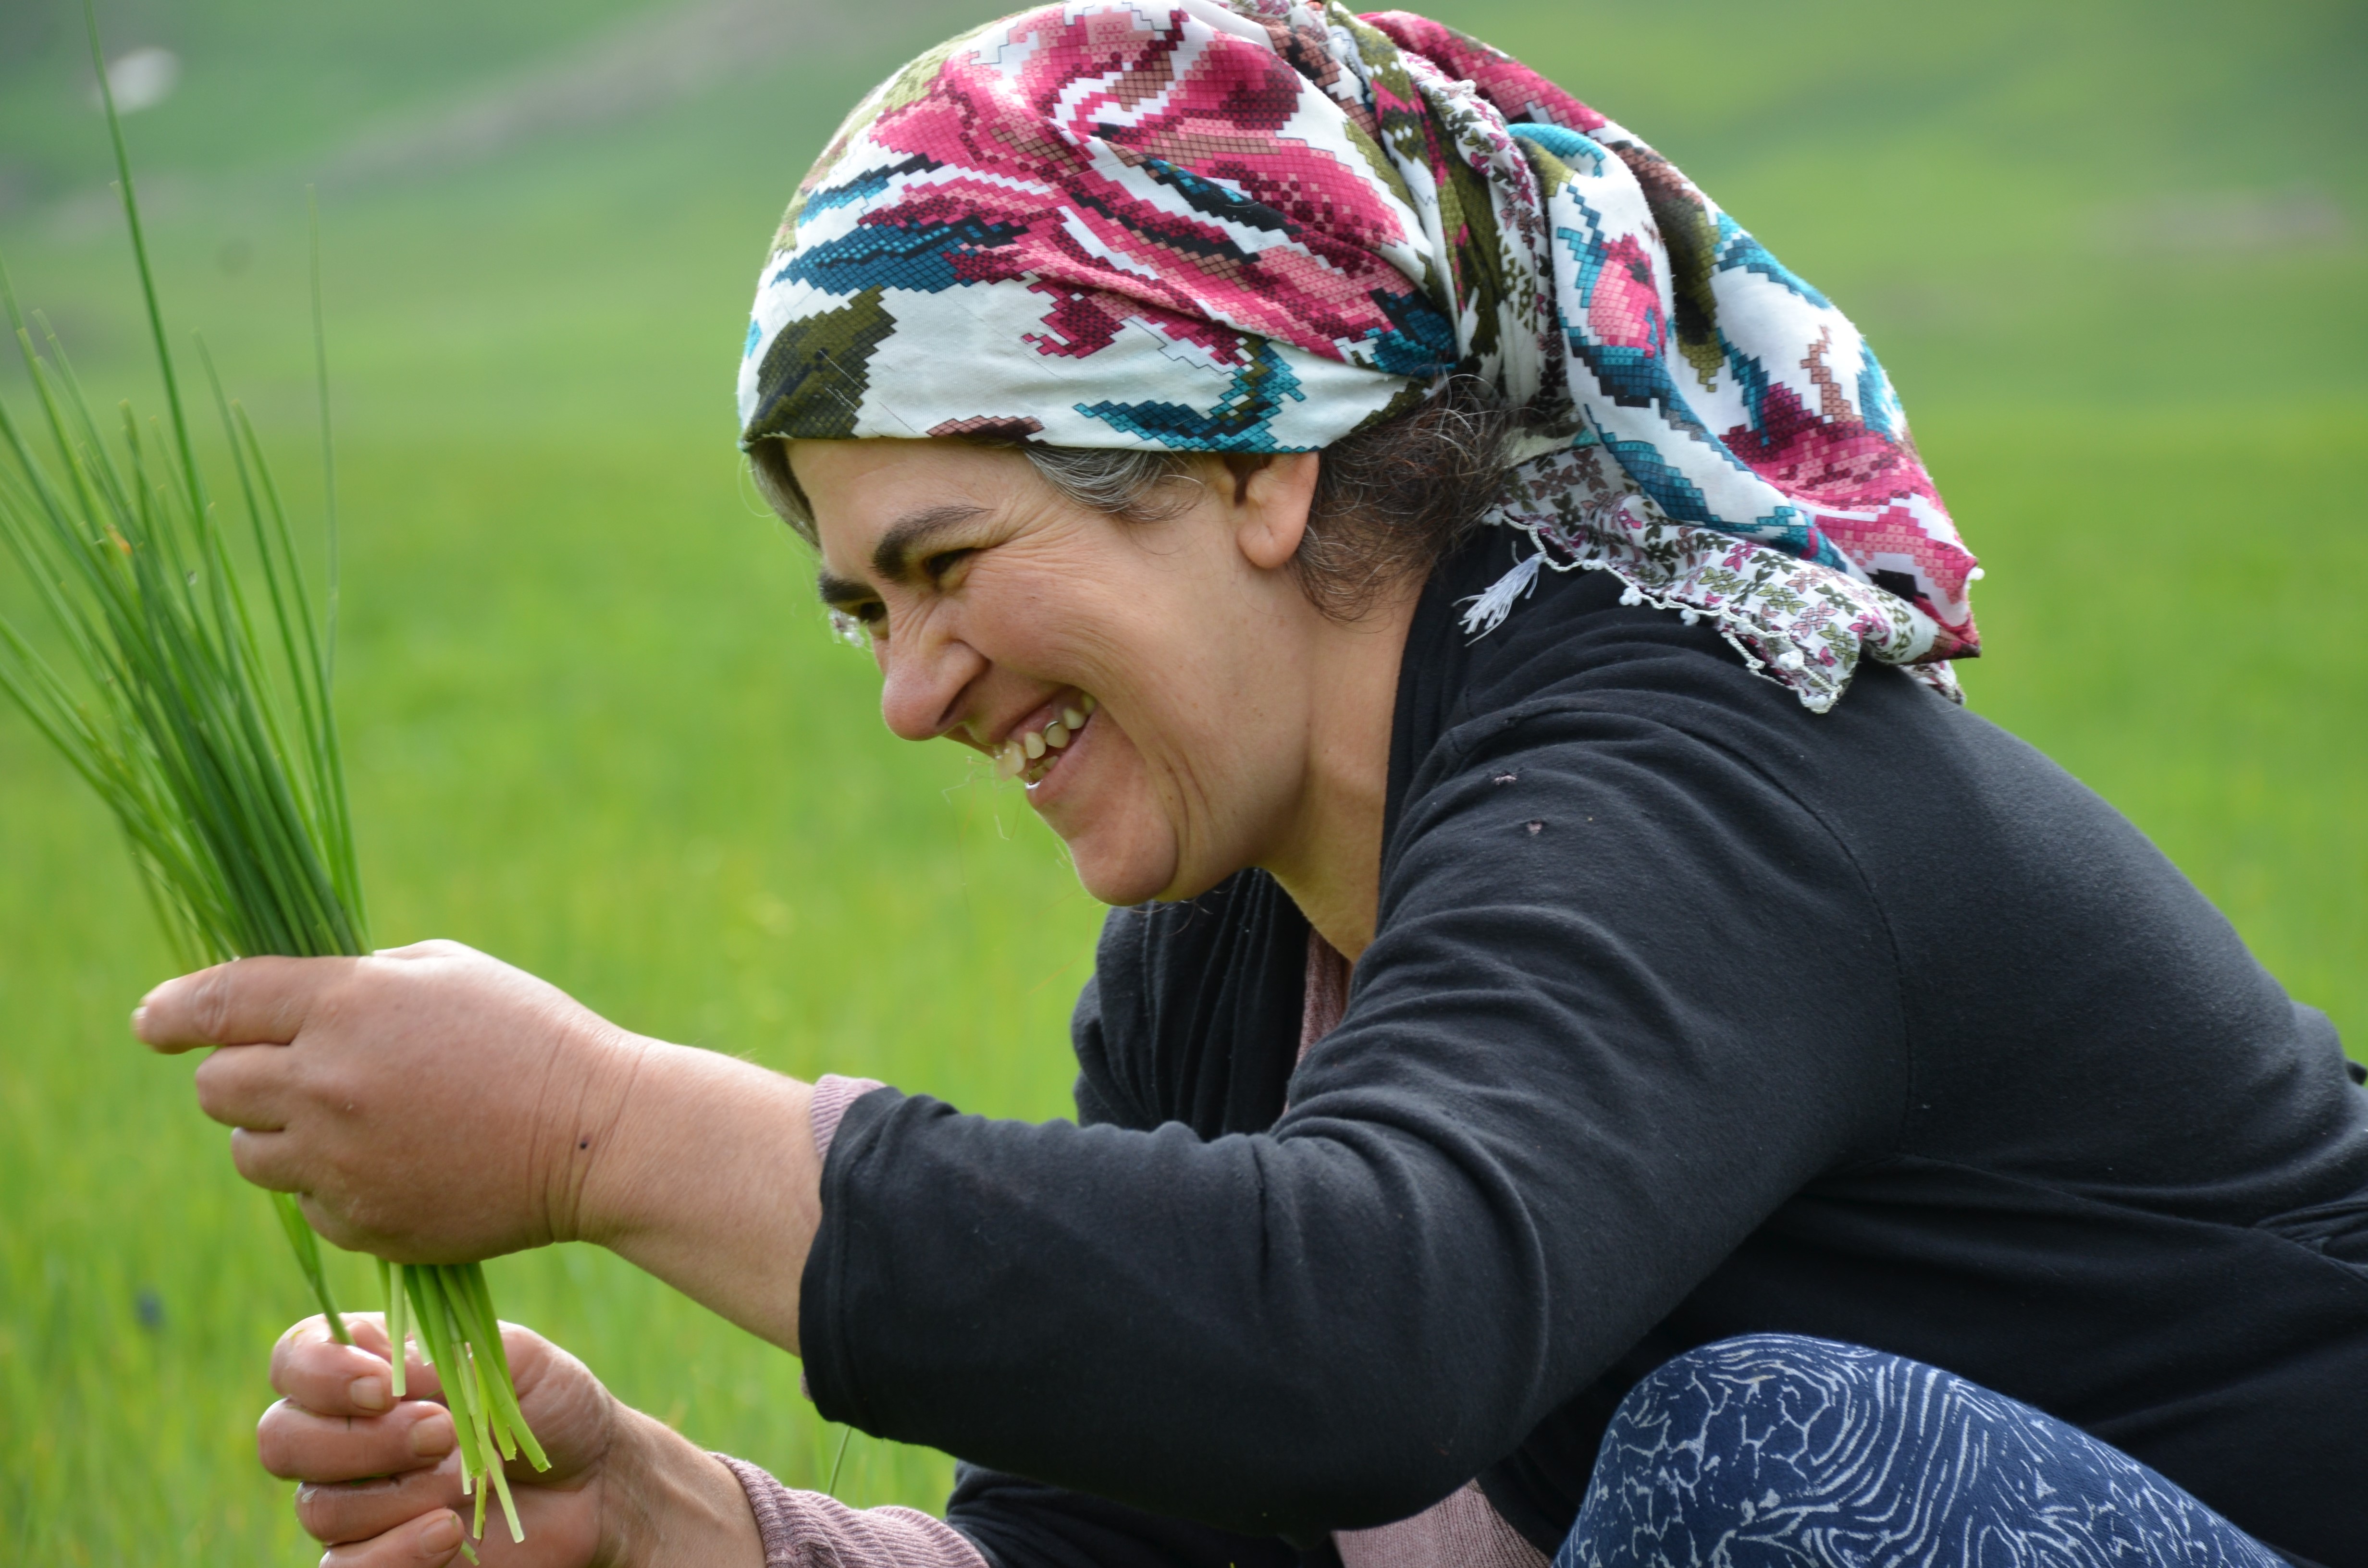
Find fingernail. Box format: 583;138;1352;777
348;1375;389;1411
130;1004;148;1034
419;1510;463;1554
408;1409;456;1458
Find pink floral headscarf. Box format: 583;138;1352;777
739;0;1979;708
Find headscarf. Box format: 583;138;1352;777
737;0;1979;709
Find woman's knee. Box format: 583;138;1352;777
1560;1337;1895;1567
1564;1335;2279;1568
1607;1331;1891;1446
1591;1334;1898;1493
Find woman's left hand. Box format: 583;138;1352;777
134;940;638;1262
261;1311;763;1566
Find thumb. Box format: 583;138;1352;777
135;956;357;1054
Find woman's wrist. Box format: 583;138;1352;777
530;1022;653;1249
554;1034;821;1351
599;1403;766;1567
563;1035;817;1250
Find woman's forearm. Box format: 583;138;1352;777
568;1035;822;1353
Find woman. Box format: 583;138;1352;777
135;2;2366;1564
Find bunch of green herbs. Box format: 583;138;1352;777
0;11;545;1551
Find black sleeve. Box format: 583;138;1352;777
932;932;1311;1568
799;700;1908;1538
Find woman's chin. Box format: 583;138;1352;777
1066;833;1180;908
1025;712;1180;904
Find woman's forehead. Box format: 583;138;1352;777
792;436;967;488
794;439;1017;518
795;441;1044;574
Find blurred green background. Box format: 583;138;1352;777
0;0;2360;1557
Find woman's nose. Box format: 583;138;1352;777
876;614;987;744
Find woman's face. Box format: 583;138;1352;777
790;439;1327;907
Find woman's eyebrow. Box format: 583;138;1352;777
872;503;989;581
813;502;992;608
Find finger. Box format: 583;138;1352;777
300;1457;464;1546
134;955;357;1053
230;1126;313;1194
313;1499;469;1564
306;1450;591;1565
272;1315;444;1412
260;1398;457;1483
193;1044;294;1131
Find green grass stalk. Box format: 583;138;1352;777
0;1;549;1542
386;1262;411;1398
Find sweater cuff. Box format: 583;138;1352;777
810;1074;888;1163
716;1455;989;1568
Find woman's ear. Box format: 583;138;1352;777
1230;452;1321;572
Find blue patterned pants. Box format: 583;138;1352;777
1559;1335;2281;1568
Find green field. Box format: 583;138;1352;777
1;0;2360;1557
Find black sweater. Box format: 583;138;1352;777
800;537;2368;1567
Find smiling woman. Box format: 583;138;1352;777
135;1;2368;1566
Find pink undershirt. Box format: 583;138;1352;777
720;936;1546;1567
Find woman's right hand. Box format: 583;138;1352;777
260;1313;763;1566
141;944;821;1355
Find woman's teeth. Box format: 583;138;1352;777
995;693;1096;783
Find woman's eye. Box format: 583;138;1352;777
923;548;974;584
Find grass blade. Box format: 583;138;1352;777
271;1191;349;1345
0;4;547;1531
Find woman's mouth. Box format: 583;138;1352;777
993;692;1096;788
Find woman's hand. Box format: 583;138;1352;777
261;1312;762;1566
135;942;634;1262
135;942;822;1351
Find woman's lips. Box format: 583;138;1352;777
992;692;1096;787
